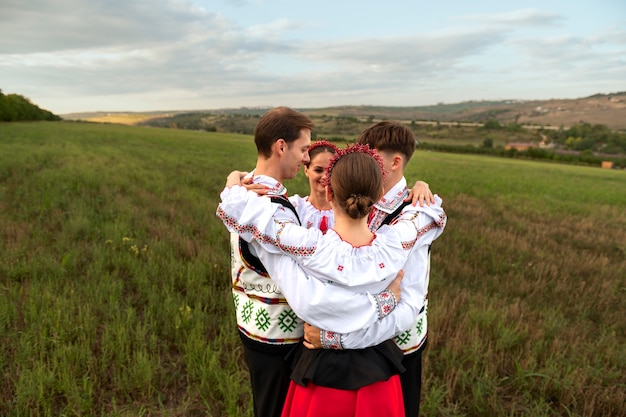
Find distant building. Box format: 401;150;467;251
538;135;555;149
505;142;535;151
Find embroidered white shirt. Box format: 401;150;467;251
217;185;447;334
289;194;335;232
342;177;436;352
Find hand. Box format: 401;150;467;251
241;176;270;195
225;170;249;188
386;269;404;302
406;180;435;206
303;323;322;349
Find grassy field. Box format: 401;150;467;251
1;121;624;416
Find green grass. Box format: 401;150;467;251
1;121;624;416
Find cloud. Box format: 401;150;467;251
0;0;220;53
455;8;562;27
1;1;624;112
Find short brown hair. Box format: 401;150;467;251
329;150;383;220
356;121;416;162
254;107;314;158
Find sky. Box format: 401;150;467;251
1;0;625;114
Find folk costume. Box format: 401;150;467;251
290;194;334;234
226;173;302;417
365;177;434;417
222;172;403;417
217;184;446;417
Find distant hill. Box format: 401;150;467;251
62;92;626;130
0;89;61;122
297;92;626;130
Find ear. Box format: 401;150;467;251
391;154;404;172
274;139;286;156
325;186;333;203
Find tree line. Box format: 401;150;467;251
481;119;626;155
0;89;61;122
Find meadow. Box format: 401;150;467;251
0;121;624;416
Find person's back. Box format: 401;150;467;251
218;144;446;417
357;120;430;417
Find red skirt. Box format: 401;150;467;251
280;375;404;417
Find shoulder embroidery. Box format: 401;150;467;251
216;207;317;256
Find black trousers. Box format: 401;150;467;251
400;343;426;417
240;332;296;417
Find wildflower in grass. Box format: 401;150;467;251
176;303;193;329
130;244;139;255
179;304;192;320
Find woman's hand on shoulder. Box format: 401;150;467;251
406;180;435;206
225;170;247;188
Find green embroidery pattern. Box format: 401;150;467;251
395;329;411;346
242;301;254;324
278;309;298;333
416;317;424;336
233;293;239;309
255;308;271;331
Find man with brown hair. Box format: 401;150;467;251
305;120;438;417
358;121;432;417
227;106;313;417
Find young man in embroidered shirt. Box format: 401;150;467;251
305;121;437;417
227;106;313;417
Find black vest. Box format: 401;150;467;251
238;195;301;275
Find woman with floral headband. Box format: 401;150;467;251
290;139;432;234
289;140;339;233
217;144;446;417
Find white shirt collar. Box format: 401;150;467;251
373;177;409;213
245;170;287;196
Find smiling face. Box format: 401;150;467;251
304;150;334;195
280;129;311;180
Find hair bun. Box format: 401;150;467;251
345;194;374;219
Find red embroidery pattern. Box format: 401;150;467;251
216;207;317;256
275;222;316;257
400;218;445;249
321;330;343;349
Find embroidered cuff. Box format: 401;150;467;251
374;289;397;319
320;330;343;350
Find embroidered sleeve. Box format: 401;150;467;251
374;289;397;319
320;329;344;350
217;186;318;256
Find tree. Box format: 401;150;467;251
0;90;61;121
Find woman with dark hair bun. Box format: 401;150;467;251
217;144;446;417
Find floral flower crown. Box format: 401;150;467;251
308;139;339;155
322;143;385;194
